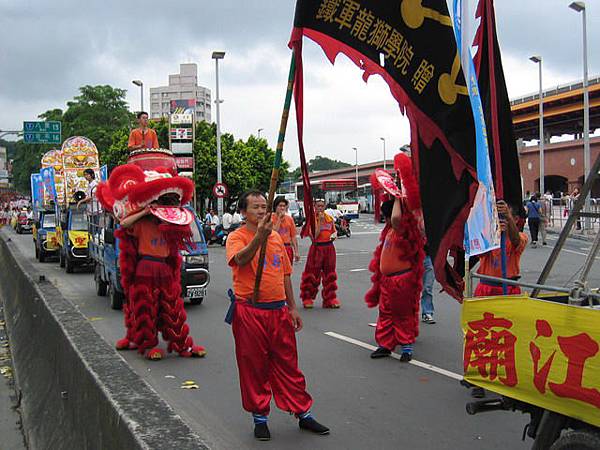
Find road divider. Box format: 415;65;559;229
0;229;212;450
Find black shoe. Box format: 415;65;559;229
254;423;271;441
370;347;391;359
471;387;485;399
299;417;330;435
400;352;412;362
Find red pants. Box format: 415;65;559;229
232;301;313;416
125;258;195;354
300;242;339;306
474;283;521;297
375;271;420;349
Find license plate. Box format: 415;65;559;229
186;287;206;299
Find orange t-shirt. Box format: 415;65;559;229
477;232;528;279
314;213;335;243
128;128;159;149
226;226;292;302
129;216;169;258
379;229;411;276
272;213;296;245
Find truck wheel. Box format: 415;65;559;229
39;248;46;263
60;249;66;268
109;283;124;310
65;255;74;273
95;265;107;296
550;430;600;450
190;297;204;305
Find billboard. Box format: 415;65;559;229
170;99;195;115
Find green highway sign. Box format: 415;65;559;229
23;121;61;144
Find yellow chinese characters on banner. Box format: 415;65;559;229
462;296;600;427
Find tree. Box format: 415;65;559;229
62;85;133;152
289;155;351;180
193;122;288;211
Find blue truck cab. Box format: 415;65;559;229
90;207;210;310
57;206;94;273
32;208;60;263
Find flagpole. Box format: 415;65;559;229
252;52;296;303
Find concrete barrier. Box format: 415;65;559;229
0;229;212;450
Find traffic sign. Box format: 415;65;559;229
213;182;228;198
23;121;61;144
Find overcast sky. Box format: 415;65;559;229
1;0;598;168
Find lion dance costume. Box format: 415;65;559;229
299;211;340;309
365;153;425;358
97;158;206;360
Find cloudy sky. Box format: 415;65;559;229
1;0;598;168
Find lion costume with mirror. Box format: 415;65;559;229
96;151;206;360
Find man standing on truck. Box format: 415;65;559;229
128;111;159;151
225;190;329;441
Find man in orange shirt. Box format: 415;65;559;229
474;201;528;296
272;196;300;264
225;190;329;441
299;199;340;309
128;111;159;151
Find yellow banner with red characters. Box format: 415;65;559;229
462;295;600;427
45;231;59;250
68;230;89;248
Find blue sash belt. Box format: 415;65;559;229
225;289;286;325
140;255;166;263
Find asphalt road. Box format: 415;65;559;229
6;218;600;449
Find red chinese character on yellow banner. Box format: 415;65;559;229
530;319;600;409
464;312;518;386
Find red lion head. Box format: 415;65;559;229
96;164;193;221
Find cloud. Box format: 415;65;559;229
1;0;598;169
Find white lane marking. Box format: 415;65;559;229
324;331;463;381
349;268;368;272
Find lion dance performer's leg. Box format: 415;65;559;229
320;242;340;308
130;258;163;359
300;244;322;308
114;229;138;351
157;253;206;358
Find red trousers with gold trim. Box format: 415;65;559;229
232;301;313;416
300;242;339;306
375;271;420;349
284;244;294;264
126;258;195;354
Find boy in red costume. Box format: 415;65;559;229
365;154;425;362
272;196;300;264
225;190;329;441
299;199;340;309
473;201;528;297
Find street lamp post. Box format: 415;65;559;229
132;80;143;112
257;128;264;139
212;51;226;219
570;1;591;230
380;137;386;170
352;147;358;190
530;56;544;196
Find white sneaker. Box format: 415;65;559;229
422;314;436;324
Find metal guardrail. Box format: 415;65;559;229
542;198;600;233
